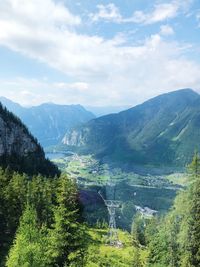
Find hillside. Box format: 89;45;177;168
0;97;95;147
62;89;200;167
84;227;148;266
0;103;59;176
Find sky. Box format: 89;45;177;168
0;0;200;107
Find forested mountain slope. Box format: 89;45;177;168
63;89;200;167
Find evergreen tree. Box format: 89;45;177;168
0;168;11;263
5;172;27;233
0;169;27;265
186;153;200;266
29;175;55;227
167;214;180;267
131;213;146;246
146;153;200;267
6;204;48;267
48;174;87;266
147;217;169;266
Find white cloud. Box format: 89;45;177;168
90;1;192;25
160;25;175;36
0;0;81;27
90;3;122;23
0;0;199;107
0;78;91;106
139;2;179;24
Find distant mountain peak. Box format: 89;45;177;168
161;88;198;97
0;96;22;106
0;97;95;148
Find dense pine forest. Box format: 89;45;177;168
0;152;200;266
0;170;87;266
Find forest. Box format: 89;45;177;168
0;153;200;266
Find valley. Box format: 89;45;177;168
49;152;185;230
0;90;198;267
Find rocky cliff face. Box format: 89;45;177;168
0;116;37;156
62;128;89;147
0;103;60;177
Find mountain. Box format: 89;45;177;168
0;97;95;147
86;105;131;117
0;103;60;176
62;89;200;167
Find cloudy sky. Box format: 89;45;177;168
0;0;200;107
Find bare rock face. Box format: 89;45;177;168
62;129;86;147
0;104;60;177
0;116;37;156
62;130;78;146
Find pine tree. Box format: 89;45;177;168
6;204;48;267
167;214;180;267
131;213;146;246
5;172;27;233
187;153;200;266
0;168;10;263
47;174;87;266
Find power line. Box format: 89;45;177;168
99;190;123;247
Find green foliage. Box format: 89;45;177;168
0;169;87;267
6;205;48;267
0;152;60;177
47;175;89;266
131;213;146;246
132;248;142;267
186;152;200;266
2;148;200;266
84;228;140;267
147;153;200;267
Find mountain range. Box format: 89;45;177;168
62;89;200;167
0;97;95;148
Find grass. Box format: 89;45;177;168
166;173;189;186
85;228;148;267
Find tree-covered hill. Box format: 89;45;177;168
0;103;59;177
63;89;200;167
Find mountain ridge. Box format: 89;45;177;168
0;97;95;148
62;88;200;167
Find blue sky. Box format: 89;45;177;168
0;0;200;106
